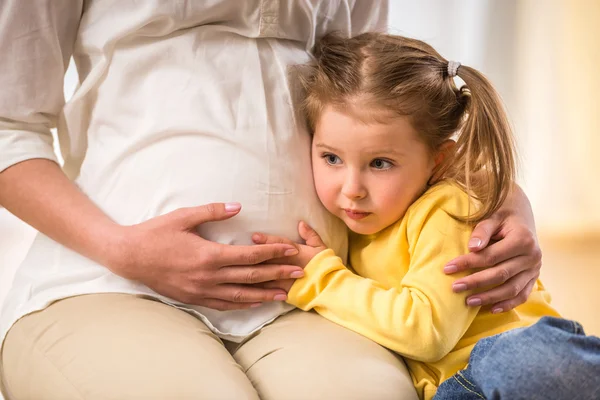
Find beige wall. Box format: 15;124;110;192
516;0;600;236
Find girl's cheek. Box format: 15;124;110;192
315;181;335;212
315;182;329;205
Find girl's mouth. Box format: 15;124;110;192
344;209;371;220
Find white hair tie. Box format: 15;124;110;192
447;61;461;78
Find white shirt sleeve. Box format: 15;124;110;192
0;0;83;173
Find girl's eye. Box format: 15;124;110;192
371;158;393;170
323;153;342;165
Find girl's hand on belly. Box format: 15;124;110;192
252;221;327;267
251;221;328;292
106;202;305;310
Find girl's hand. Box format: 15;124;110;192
251;221;327;292
443;186;542;313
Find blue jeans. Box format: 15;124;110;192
433;316;600;400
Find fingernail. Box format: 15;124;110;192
225;202;241;213
274;294;287;301
492;307;503;314
467;297;482;306
468;238;482;249
444;264;458;274
452;283;468;292
250;303;262;308
252;233;262;242
290;271;304;278
284;248;299;256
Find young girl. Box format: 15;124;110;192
252;33;600;399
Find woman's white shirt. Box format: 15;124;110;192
0;0;388;343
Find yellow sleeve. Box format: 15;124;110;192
287;193;479;362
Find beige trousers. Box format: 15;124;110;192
1;294;417;400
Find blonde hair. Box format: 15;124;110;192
300;32;516;223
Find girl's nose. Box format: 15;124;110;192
341;173;367;200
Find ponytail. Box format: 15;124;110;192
449;65;517;222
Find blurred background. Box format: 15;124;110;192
1;0;599;335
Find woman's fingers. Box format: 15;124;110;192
211;284;289;303
444;204;543;312
218;264;304;284
463;270;540;311
480;274;539;313
214;242;298;266
260;279;295;292
451;252;541;311
450;255;530;293
116;203;305;310
467;215;502;251
444;235;525;275
171;202;242;229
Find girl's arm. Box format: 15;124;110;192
255;190;479;362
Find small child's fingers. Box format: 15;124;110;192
298;221;325;247
252;232;296;246
251;233;268;244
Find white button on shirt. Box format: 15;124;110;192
0;0;388;344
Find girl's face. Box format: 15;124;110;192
312;106;438;235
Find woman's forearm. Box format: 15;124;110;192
0;159;123;268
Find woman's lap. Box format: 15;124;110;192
1;294;258;400
1;294;417;399
234;309;418;400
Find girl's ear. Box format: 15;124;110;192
429;139;456;185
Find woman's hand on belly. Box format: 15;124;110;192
106;202;304;310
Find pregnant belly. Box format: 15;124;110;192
76;132;346;251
